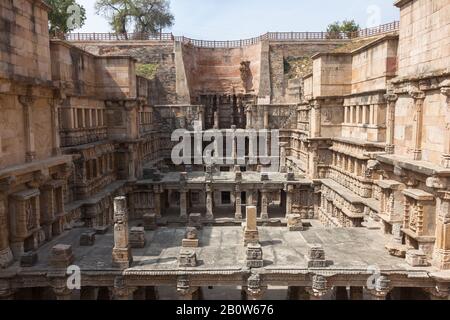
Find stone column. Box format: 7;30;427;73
264;109;269;129
206;185;214;220
246;106;252;129
111;283;136;300
441;87;450;168
153;186;162;218
19;96;36;162
280;143;287;173
51;278;73;300
384;93;398;154
285;185;293;217
214;111;219;129
0;281;15;300
366;276;391;300
260;191;269;220
349;287;364;300
180;190;188;219
112;197;132;269
231;126;237;165
433;191;450;270
0;195;13;269
51;99;62;156
306;275;328;300
235;186;243;220
410;91;426;161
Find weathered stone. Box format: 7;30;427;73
188;213;202;229
406;250;429;267
185;227;199;240
94;226;109;235
306;244;329;268
385;243;407;258
80;231;96;246
20;251;38;267
287;214;303;231
246;243;263;268
50;245;74;268
130;227;146;248
143;213;157;231
178;249;197;267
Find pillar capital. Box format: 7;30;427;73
305;275;329;299
384;93;398;103
409;90;426;100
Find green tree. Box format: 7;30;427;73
45;0;87;35
326;19;360;39
95;0;174;37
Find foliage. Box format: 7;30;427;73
45;0;86;34
95;0;174;36
136;63;158;79
326;20;360;39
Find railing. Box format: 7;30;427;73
62;21;399;48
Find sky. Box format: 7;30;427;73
76;0;400;40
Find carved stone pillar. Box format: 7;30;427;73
285;185;294;217
244;274;267;300
384;93;398;154
0;280;15;300
112;197;132;269
425;284;450;301
51;278;73;300
280;143;287;173
206;185;214;220
153;186;162;218
235;185;242;220
366;276;391;300
410;91;426;161
19;95;36;163
306;275;328;300
51;98;62;156
177;276;199;300
264;109;269;129
111;277;136;300
0;195;13;269
441;87;450;168
260;191;269;220
180;190;188;219
433;191;450;269
246;106;252;129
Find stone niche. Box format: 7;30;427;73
9;189;41;258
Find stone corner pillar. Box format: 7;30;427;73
177;276;200;300
205;185;214;220
425;284;450;300
384;93;398;154
305;275;329;300
112;196;133;269
260;191;269;220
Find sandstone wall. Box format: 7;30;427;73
312;53;352;97
74;42;176;104
396;0;450;77
351;37;398;93
0;0;51;82
180;43;262;97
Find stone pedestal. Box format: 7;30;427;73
178;249;197;267
50;244;74;268
130;227;146;248
305;244;328;268
287;214;303;231
143;213;157;231
246;243;263;268
20;251;38;267
182;227;199;248
244;206;259;246
80;231;96;246
406;249;429;267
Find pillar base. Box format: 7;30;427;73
433;249;450;270
0;248;13;269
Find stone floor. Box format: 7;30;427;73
9;222;437;274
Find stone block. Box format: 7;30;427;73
188;213;202;229
385;243;407;258
80;231;96;246
406;249;429;267
287;214;303;231
130;227;146;248
245;206;257;231
20;251;38;267
94;226;109;235
50;244;74;268
112;247;133;269
182;239;199;248
185;227;199;240
178;249;197;267
143;213;157;231
246;243;263;268
306;244;329;268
